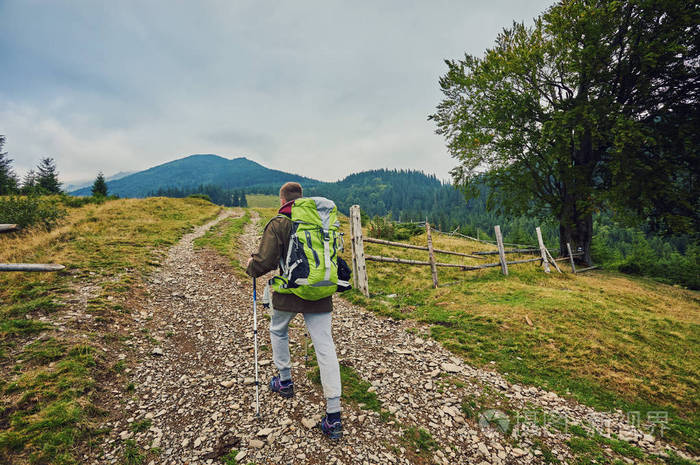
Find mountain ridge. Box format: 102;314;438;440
70;154;319;197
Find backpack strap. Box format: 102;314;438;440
261;214;291;273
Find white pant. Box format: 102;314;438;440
269;309;342;413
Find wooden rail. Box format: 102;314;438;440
363;237;484;259
365;255;540;270
472;248;539;255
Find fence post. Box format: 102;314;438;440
494;225;508;275
536;227;551;273
425;221;439;288
349;205;369;297
566;242;576;273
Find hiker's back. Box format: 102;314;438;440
271;197;343;301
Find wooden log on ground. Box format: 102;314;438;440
575;265;599;273
363;237;484;259
426;221;439;288
0;264;65;272
0;224;19;233
494;225;508;275
349;205;369;297
536;227;550;273
566;243;576;273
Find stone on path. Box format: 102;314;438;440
301;418;316;429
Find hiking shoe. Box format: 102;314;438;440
269;376;294;398
318;415;343;440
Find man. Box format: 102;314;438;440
245;182;343;440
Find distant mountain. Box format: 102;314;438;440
65;170;136;193
70;155;318;197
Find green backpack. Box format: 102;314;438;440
270;197;351;301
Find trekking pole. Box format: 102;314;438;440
252;277;260;418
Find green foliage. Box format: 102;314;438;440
0;195;66;230
187;193;212;202
593;224;699;289
431;0;699;260
368;215;395;239
58;193;116;208
91;172;108;197
0;135;19;195
36;157;62;194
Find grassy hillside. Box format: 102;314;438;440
246;194;280;208
0;197;220;464
341;224;700;454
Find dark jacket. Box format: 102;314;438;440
245;201;333;313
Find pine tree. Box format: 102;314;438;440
21;169;37;194
240;190;248;207
36;157;62;194
0;135;19;195
91;171;108;197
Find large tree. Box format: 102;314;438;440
431;0;699;264
36;157;62;194
0;135;19;195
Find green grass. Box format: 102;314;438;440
0;197;221;464
304;343;391;420
130;419;151;433
336;217;700;454
194;209;251;269
246;194;279;208
400;426;438;456
122;439;145;465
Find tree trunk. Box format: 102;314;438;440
559;121;595;266
559;212;593;266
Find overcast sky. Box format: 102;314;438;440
1;0;553;184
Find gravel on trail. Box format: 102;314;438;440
94;209;696;465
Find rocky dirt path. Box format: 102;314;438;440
97;210;695;465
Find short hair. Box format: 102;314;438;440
280;182;303;202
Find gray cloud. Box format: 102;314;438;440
1;0;554;183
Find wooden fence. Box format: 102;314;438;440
0;224;65;272
348;206;590;296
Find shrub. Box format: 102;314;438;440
187;193;212;203
58;194;117;208
394;222;424;241
0;195;66;230
368;215;395;239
